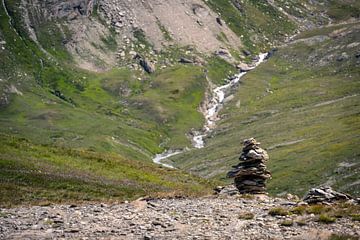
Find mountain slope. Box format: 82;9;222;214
0;0;359;206
169;22;360;196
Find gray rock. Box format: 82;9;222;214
303;186;352;204
236;63;253;72
336;52;349;61
49;0;95;19
215;48;233;61
242;49;251;56
139;59;155;73
179;57;194;64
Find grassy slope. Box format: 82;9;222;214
170;23;360;196
204;0;360;52
1;0;359;206
0;0;208;154
204;0;297;51
0;134;214;207
0;0;213;206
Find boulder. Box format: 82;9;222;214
265;48;278;60
303;186;352;204
139;58;155;73
179;57;193;64
242;49;251;56
213;185;239;196
236;63;253;72
215;48;233;62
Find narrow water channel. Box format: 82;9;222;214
153;53;269;168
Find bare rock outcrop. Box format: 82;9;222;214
303;186;353;204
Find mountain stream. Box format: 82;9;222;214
153;53;269;168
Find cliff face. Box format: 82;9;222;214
23;0;96;19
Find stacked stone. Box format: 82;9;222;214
227;138;271;194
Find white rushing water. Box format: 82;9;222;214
152;53;269;167
152;150;184;169
192;53;269;148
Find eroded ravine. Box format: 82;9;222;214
152;53;269;168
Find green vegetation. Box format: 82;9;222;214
1;0;360;207
290;203;360;222
238;212;255;220
132;65;206;148
133;28;152;48
36;22;72;61
290;205;307;215
329;234;360;240
204;0;296;51
269;203;360;225
295;219;307;226
100;30;118;52
216;32;229;43
351;214;360;222
207;56;237;85
318;214;336;224
0;0;214;207
157;20;173;41
268;207;289;216
170;23;360;197
306;205;332;215
326;0;360;21
0;134;214;207
279;220;293;226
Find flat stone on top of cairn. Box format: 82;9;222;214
227;138;271;194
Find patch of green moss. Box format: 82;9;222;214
157;20;173;41
206;56;236;85
269;207;289;216
318;214;336;224
100;30;118;51
280;220;293;226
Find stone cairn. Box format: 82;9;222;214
227;138;271;194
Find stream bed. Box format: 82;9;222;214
153;53;269;168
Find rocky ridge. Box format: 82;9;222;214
1;194;358;240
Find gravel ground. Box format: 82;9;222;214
1;195;359;240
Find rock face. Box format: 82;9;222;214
54;0;95;18
227;138;271;194
303;186;352;204
41;0;96;19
